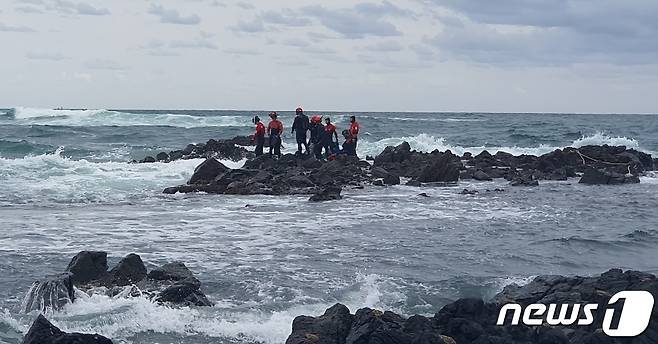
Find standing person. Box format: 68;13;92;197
291;107;310;155
322;117;338;158
309;115;324;159
253;116;265;157
267;112;283;157
348;115;360;156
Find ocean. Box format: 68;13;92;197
0;107;657;343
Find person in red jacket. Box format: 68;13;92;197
348;115;360;155
267;112;284;157
322;117;338;158
253;116;265;156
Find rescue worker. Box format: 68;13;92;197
267;112;283;157
348;115;360;156
291;107;310;155
322;117;338;158
309;115;324;159
253;116;265;156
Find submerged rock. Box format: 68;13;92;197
309;186;342;202
579;167;640;185
23;314;113;344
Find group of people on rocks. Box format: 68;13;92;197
252;107;360;160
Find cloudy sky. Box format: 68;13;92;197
1;0;657;113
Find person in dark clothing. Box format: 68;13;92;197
291;107;310;155
267;112;283;157
309;115;324;159
253;116;265;156
322;117;338;158
341;129;356;156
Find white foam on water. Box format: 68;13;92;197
0;149;205;205
357;132;654;158
6;107;249;128
23;273;408;344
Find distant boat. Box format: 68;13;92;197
53;107;88;111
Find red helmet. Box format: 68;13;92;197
311;115;322;123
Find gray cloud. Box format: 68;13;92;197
427;0;658;65
0;22;36;32
300;4;403;38
149;4;201;25
52;0;110;15
15;6;44;14
260;9;311;27
26;51;68;60
229;18;265;33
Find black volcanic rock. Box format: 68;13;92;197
309;186;342;202
23;314;113;344
287;269;658;344
65;251;108;284
188;158;229;185
22;273;75;312
579;167;640;185
108;253;147;286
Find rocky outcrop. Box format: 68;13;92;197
373;143;462;184
23;314;113;344
164;141;655;196
287;269;658;344
22;252;213;312
165;154;372;197
137;136;253;163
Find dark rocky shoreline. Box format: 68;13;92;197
158;136;656;200
20;266;658;344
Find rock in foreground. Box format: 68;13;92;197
23;314;113;344
287;269;658;344
23;251;213;312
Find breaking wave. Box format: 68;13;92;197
2;107;250;128
0;149;246;206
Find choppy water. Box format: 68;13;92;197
1;107;657;343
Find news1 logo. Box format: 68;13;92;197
497;291;654;337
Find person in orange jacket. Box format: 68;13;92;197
267;112;284;157
348;115;360;156
253;116;265;156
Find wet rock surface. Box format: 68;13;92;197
287;269;658;344
22;251;213;312
136;136;254;163
164;141;655;196
23;314;113;344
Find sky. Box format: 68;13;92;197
0;0;657;113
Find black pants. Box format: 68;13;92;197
296;134;309;154
322;141;334;158
311;142;323;159
255;135;264;156
352;137;358;156
269;135;281;157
